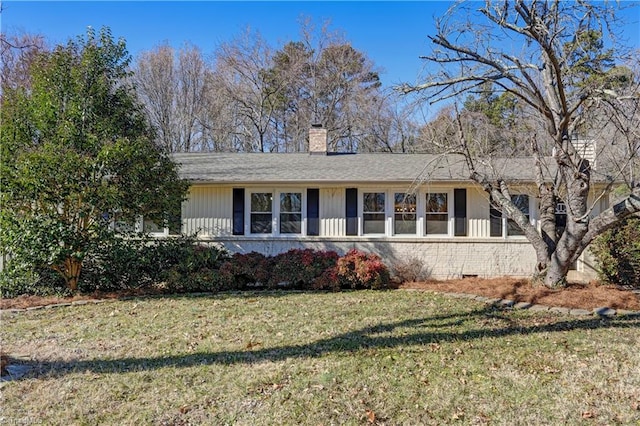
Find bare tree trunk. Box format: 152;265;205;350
53;256;83;291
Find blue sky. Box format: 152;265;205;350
2;1;639;90
1;1;456;88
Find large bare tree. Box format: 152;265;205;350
1;32;47;95
134;43;210;152
402;0;640;287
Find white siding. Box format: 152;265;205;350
182;186;232;236
467;187;489;237
177;182;607;280
320;187;345;236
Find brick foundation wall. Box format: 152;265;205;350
200;237;548;279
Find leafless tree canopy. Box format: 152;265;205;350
402;0;640;287
133;21;420;153
1;32;47;95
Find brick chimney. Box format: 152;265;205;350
309;124;327;155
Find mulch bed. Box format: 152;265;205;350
400;277;640;311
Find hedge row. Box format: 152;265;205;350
0;238;392;297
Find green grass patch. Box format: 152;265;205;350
1;290;639;425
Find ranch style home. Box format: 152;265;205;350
160;127;607;280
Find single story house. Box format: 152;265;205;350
165;127;606;280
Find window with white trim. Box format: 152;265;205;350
394;192;416;235
250;192;273;234
143;218;164;234
507;194;529;236
363;192;385;234
425;193;448;235
279;192;302;234
489;194;531;237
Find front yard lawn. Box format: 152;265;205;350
1;290;639;425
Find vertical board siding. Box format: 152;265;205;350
320;188;345;236
183;186;232;236
467;188;490;237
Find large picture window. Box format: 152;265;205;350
394;193;416;235
250;192;273;233
280;192;302;234
363;192;385;234
426;193;448;235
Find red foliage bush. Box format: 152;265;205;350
269;248;339;289
218;248;390;291
334;249;391;290
218;252;272;289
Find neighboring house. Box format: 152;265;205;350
169;127;608;280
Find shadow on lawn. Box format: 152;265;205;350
11;307;640;380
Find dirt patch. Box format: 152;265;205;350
401;277;640;311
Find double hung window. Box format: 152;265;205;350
507;194;529;236
250;192;273;234
363;192;386;234
279;192;302;234
490;194;530;237
394;193;416;235
425;193;448;235
248;191;303;235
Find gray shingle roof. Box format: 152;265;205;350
172;152;546;184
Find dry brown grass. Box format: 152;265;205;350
401;277;640;310
2;291;639;425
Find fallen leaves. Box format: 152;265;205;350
581;410;596;419
365;409;376;424
245;341;262;350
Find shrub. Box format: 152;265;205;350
334;249;391;290
81;235;229;293
218;252;272;289
155;242;230;293
390;257;430;283
81;236;149;292
591;217;640;288
0;259;69;298
311;268;342;291
269;248;339;289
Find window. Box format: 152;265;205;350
490;195;530;237
280;192;302;234
426;193;448;235
363;192;385;234
394;193;416;235
250;192;273;233
111;212;137;234
507;194;529;236
489;204;503;237
141;204;182;236
143;219;163;234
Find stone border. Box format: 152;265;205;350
433;291;640;317
0;298;116;315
